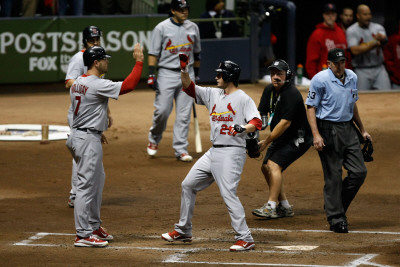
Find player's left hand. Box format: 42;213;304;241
101;134;108;144
362;131;372;142
179;53;189;73
107;115;113;128
133;43;144;62
229;124;245;136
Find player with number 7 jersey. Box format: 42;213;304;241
66;44;143;247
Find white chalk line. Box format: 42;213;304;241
251;228;400;235
13;232;75;246
12;231;395;267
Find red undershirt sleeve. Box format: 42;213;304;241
120;61;143;95
182;81;196;99
248;118;262;130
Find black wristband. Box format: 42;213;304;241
148;66;156;75
194;67;200;77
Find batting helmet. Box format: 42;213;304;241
83;46;111;67
171;0;190;10
215;60;241;85
82;26;102;47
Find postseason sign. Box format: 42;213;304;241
0;15;166;84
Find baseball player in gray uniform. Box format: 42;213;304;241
66;44;143;247
65;26;113;208
147;0;201;162
346;4;391;90
161;55;262;251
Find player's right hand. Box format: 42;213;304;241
229;124;245;136
147;74;157;90
179;53;189;72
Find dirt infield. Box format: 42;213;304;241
0;84;399;266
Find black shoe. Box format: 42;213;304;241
330;221;348;233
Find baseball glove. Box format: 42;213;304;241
246;132;260;158
352;121;373;162
361;139;374;162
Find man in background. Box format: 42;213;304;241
306;3;348;79
346;4;391;90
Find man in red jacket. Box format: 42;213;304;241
383;19;400;89
306;3;349;79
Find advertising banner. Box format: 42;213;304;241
0;15;166;84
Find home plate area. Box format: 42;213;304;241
13;230;395;267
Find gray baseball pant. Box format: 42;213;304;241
66;129;105;238
149;68;194;157
174;147;254;242
355;65;391;90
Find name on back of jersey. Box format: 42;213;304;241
71;83;88;95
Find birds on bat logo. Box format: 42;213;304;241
164;35;194;54
210;103;236;122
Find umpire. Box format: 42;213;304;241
306;48;371;233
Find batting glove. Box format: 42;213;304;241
147;74;157;90
179;53;189;73
229;124;245;136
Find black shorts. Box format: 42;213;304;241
263;138;311;171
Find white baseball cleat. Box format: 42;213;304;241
177;153;193;162
230;240;255;251
74;235;108;247
147;142;158;156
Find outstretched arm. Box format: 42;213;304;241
179;53;196;98
120;43;144;95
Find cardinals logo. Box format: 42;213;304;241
210;103;236;122
227;103;236;115
165;35;194;54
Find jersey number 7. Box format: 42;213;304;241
74;96;81;116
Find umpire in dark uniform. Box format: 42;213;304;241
252;59;312;219
306;48;371;233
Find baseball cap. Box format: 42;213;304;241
328;48;346;62
323;3;337;13
268;60;289;72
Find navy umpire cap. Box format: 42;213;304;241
83;46;111;67
328;48;346;62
